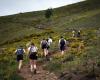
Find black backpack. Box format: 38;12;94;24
60;39;65;46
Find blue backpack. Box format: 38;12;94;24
16;48;24;55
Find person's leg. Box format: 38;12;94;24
61;50;64;55
61;46;65;55
44;49;47;57
30;60;33;72
33;60;37;74
18;60;23;71
46;48;50;61
46;49;49;56
60;46;64;55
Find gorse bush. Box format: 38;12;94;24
0;0;100;80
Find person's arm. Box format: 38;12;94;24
65;39;67;44
36;47;38;52
40;41;42;48
23;49;26;53
58;39;61;46
50;39;53;44
59;39;60;44
27;47;30;54
14;50;17;55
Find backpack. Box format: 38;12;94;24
42;40;47;46
29;46;37;53
77;32;80;37
16;48;24;55
60;39;65;46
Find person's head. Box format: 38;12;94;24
46;38;48;41
78;30;80;32
18;45;23;49
31;43;35;46
43;38;45;40
49;36;52;38
61;36;63;39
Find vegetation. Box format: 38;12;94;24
45;8;53;21
0;52;24;80
0;0;100;79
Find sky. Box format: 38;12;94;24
0;0;85;16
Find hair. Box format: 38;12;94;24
78;30;81;32
18;45;23;49
31;43;34;46
46;39;48;41
61;36;63;38
49;36;52;38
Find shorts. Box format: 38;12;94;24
29;52;37;60
42;44;47;49
60;45;65;51
17;54;23;62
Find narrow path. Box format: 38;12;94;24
19;62;59;80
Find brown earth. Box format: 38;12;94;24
18;61;59;80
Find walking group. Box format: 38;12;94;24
72;30;81;38
15;36;68;74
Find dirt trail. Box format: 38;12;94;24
19;62;59;80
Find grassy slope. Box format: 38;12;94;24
0;0;100;46
0;0;100;80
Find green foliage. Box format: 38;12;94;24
0;53;24;80
70;42;79;48
45;8;53;20
0;0;100;79
45;61;62;72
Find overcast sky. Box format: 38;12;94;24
0;0;85;16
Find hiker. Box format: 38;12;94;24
72;30;75;37
77;30;81;37
40;38;48;57
46;37;53;53
15;46;25;72
45;37;53;61
28;43;38;74
59;36;66;55
47;37;53;47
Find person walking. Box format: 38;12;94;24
59;36;66;55
28;43;38;74
46;37;53;54
77;30;81;38
40;38;48;57
47;37;53;47
72;30;75;37
15;46;25;72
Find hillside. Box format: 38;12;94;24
0;0;100;80
0;0;100;46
